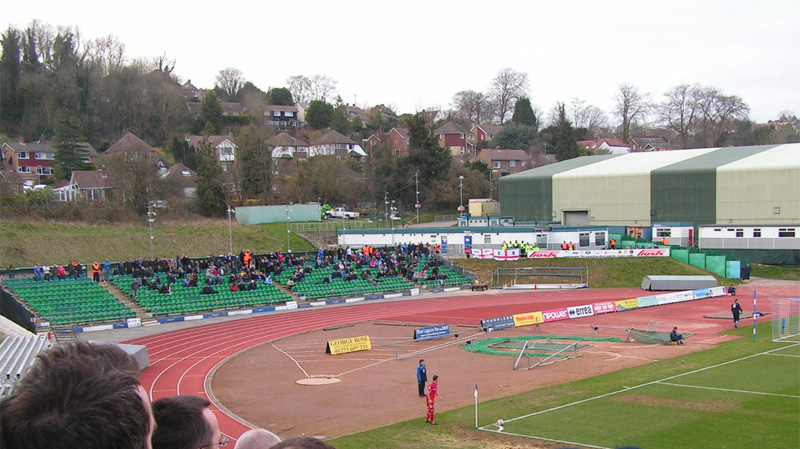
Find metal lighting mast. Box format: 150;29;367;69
458;175;465;217
227;205;235;255
146;205;156;260
415;170;420;223
384;191;389;228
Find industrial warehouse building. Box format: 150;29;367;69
499;143;800;227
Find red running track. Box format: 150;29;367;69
124;285;795;443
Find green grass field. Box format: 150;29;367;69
329;322;800;449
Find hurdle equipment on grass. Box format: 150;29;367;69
468;335;613;370
527;341;581;370
625;327;696;344
768;294;800;343
492;266;589;289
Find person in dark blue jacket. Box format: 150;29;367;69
417;359;427;397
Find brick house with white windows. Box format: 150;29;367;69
471;123;505;144
363;127;410;158
1;139;98;187
473;149;532;175
434;122;475;158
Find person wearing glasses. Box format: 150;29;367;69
0;341;155;449
152;395;228;449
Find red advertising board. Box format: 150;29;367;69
592;301;616;314
541;308;569;322
527;251;559;258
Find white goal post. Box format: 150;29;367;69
769;296;800;343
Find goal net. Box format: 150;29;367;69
769;296;800;343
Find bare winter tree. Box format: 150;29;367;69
152;53;176;78
569;98;608;136
583;106;608;135
695;87;750;147
569;98;587;128
85;35;126;77
286;74;338;103
659;84;701;148
286;75;311;103
308;74;337;102
215;67;245;99
615;83;650;143
451;90;491;123
489;68;530;124
31;20;55;68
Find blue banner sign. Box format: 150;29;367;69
481;315;516;331
414;324;451;340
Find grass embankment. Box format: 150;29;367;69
329;323;799;449
3;220;796;285
751;264;800;281
0;220;316;267
457;257;735;288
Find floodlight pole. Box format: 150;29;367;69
458;175;464;217
384;191;389;228
227;205;235;255
146;205;156;260
390;200;396;245
415;170;420;223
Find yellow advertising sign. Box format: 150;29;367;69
615;298;640;311
513;311;544;327
325;335;372;355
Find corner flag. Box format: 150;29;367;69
474;384;479;428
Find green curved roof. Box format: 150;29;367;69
499;143;800;224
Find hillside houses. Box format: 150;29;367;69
435;122;476;158
1;139;98;188
51;132;196;204
268;129;366;161
363;127;410;158
473;149;532;175
185;135;238;171
578;138;631;155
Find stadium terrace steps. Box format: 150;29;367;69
4;277;136;326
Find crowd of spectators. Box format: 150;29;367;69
278;243;450;291
4;242;456;297
107;250;299;298
0;341;334;449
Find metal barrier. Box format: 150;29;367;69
390;330;485;360
290;222;368;233
527;341;580;370
439;257;477;282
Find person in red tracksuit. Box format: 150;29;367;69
426;375;442;425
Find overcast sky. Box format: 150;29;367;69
5;0;799;123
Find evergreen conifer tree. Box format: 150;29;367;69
54;107;92;180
